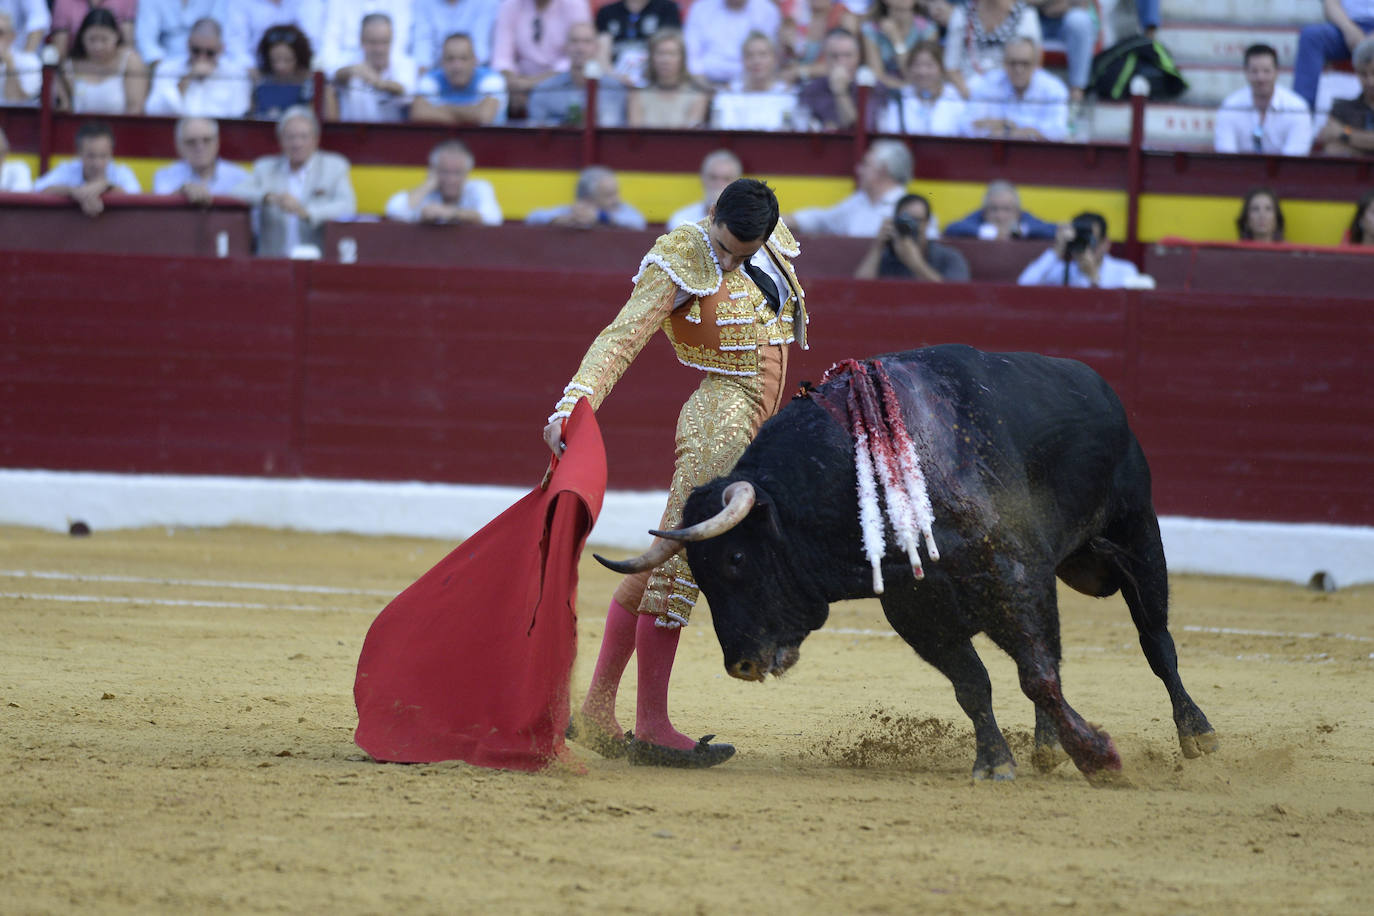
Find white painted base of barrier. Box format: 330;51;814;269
2;469;1371;588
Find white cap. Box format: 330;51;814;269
1129;75;1151;97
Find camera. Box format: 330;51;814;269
894;214;922;237
1064;215;1099;260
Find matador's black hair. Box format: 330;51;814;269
713;178;779;243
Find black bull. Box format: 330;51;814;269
649;345;1216;780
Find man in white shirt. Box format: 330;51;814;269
684;0;781;87
384;139;502;224
153;117;248;204
963;37;1070;142
135;0;229;66
667;149;742;229
0;125;32;190
1214;43;1314;156
789;139;912;237
232;106;357;257
35;121;142;217
414;0;503;70
334;13;418;122
307;0;413;77
0;0;49;53
1017;212;1142;288
145;18;252;119
711;31;795;130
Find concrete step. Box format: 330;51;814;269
1159;0;1325;26
1156;24;1300;67
1085;101;1215;149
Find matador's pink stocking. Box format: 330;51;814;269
581;599;637;736
633;614;695;750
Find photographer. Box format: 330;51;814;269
1016;211;1141;288
855;193;970;282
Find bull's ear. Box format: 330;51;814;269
751;484;785;542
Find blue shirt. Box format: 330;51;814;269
415;65;508;125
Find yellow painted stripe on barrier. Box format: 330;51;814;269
27;157;1353;247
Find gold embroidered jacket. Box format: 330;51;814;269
549;219;807;422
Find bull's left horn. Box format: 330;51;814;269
650;481;756;542
593;537;683;574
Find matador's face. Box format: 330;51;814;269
706;218;766;274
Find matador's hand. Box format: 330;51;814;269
542;418;566;457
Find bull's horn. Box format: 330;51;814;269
650;480;757;543
593;537;683;574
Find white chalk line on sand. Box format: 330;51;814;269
3;571;1370;646
0;569;394;598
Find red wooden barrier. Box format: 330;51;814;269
2;252;1370;526
0;193;253;258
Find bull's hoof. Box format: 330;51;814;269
1085;767;1133;789
627;734;735;769
972;761;1016;781
1031;741;1069;774
1179;729;1219;759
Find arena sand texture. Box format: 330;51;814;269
1;525;1371;914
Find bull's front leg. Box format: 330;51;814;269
902;631;1016;780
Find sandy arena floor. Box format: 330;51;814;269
1;524;1371;914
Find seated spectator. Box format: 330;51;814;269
855;192;970;282
1236;187;1285;244
782;0;859;82
1293;0;1374;113
135;0;231;67
1347;188;1374;243
1033;0;1096;103
790;139;912;236
942;0;1040;98
384;139;503;225
50;1;137;60
0;125;32;190
526;165;646;229
1;0;49;53
312;0;412;77
860;0;938;91
414;0;502;72
1136;0;1159;39
876;38;962;136
224;1;320;70
712;31;796;130
796;28;875;131
250;25;326;121
963;37;1069;141
945;179;1057;240
153;117;249;205
333;13;418;122
145;17;253;118
685;0;782;87
34;119;141;217
57;8;150;115
667;149;742;228
527;21;628;127
0;10;41;105
1214;44;1314;156
627;27;708;128
595;0;682;87
412;32;508;125
1017;211;1141;288
492;0;591;112
1317;35;1374;156
233;105;357;257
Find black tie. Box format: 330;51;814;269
744;260;781;311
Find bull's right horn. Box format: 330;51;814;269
593;537;683;574
650;480;756;542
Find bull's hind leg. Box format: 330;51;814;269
884;599;1015;780
1104;513;1218;758
986;583;1121;780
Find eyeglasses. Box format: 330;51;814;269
190;46;219;58
265;27;297;45
182;136;217;145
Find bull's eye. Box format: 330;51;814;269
730;551;745;566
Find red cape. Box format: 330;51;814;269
353;401;606;770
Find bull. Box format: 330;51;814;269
601;344;1217;781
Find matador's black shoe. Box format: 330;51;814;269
626;734;736;768
565;717;629;759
